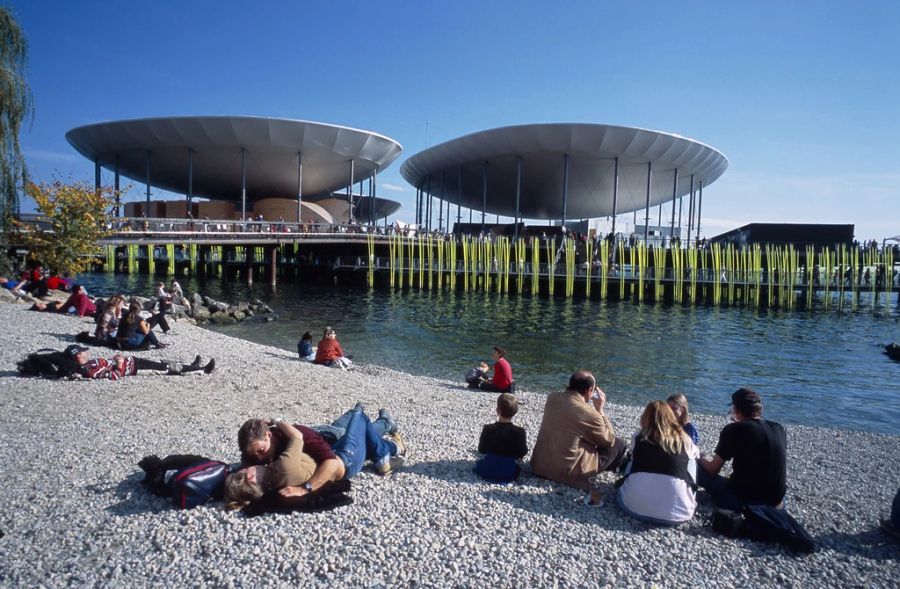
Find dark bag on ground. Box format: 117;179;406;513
138;455;230;509
17;348;81;379
712;506;816;553
243;479;354;517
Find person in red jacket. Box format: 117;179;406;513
314;326;352;369
479;346;515;393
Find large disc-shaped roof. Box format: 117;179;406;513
400;123;727;219
66;116;403;202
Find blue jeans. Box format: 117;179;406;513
313;409;394;442
329;410;397;479
616;490;679;526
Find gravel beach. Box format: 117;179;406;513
0;301;897;588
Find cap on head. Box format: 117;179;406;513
65;344;89;358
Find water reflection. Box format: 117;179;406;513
77;273;899;434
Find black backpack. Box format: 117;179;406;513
17;348;81;379
713;505;817;553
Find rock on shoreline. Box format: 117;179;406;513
0;303;897;587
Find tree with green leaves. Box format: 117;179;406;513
19;181;114;276
0;6;33;273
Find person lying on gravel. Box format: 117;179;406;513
30;284;96;317
530;370;628;505
616;401;700;525
65;344;215;379
224;420;317;510
239;405;406;497
697;388;787;510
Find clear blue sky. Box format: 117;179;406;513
9;0;899;240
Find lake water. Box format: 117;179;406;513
77;273;900;435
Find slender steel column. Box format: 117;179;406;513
611;157;619;237
426;175;432;231
670;168;678;243
371;172;376;226
561;153;569;227
415;186;421;226
678;196;683;242
643;161;652;245
456;166;463;227
114;155;120;217
514;157;522;242
145;151;152;205
186;148;193;218
481;161;487;230
296;152;303;223
687;174;695;244
696;180;704;242
347;160;354;224
94;158;101;192
241;148;246;221
438;171;445;232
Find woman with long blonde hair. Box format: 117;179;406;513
617;400;700;525
666;393;700;445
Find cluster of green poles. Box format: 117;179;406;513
367;236;897;311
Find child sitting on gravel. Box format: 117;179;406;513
465;361;490;388
667;393;700;446
297;331;316;361
475;393;528;483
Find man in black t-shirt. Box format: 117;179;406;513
698;388;787;510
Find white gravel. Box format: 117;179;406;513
0;300;897;588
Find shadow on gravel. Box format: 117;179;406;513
100;472;170;516
38;331;78;344
815;529;900;560
403;458;485;484
263;350;298;362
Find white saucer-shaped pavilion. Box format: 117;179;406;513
66;116;403;217
400;123;727;226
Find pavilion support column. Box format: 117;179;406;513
561;153;569;228
456;166;463;228
145;151;152;206
687;174;695;244
514;157;522;242
269;245;277;287
643;161;652;246
678;196;684;242
114;155;120;217
481;161;487;231
186;148;193;218
670;168;678;244
438;171;445;232
426;175;432;231
347;160;354;224
94;158;101;195
369;172;375;226
241;147;247;222
296;152;303;223
697;180;704;244
611;157;619;237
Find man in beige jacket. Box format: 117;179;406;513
531;370;627;493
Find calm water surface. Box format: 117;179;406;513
78;273;900;435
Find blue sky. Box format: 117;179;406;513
9;1;899;240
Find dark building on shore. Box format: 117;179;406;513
708;223;855;248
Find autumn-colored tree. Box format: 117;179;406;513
19;181;114;275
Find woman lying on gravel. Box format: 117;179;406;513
239;405;406;497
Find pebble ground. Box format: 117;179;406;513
0;302;897;588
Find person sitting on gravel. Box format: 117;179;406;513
224;419;317;510
314;326;352;369
666;393;700;445
94;295;125;344
238;405;405;497
478;346;515;393
697;388;787;511
881;487;900;541
530;370;628;504
475;393;528;482
465;361;490;389
116;301;170;350
617;401;700;525
65;344;215;379
297;331;316;361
